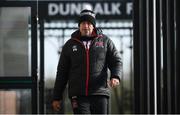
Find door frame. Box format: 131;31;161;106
0;1;38;113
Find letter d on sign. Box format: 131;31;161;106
48;3;58;16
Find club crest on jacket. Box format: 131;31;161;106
72;45;78;52
95;41;104;48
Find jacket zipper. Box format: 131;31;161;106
85;48;90;96
73;38;91;96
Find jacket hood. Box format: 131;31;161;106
71;28;103;39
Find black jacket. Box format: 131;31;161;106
53;28;122;100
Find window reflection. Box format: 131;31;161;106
0;90;32;114
0;7;31;76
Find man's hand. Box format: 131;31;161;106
109;78;120;88
52;100;61;111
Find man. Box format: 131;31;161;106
52;9;122;114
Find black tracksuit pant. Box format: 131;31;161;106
70;95;109;114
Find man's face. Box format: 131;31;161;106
79;21;94;37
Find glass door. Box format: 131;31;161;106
0;1;38;114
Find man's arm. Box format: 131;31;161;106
52;44;70;110
106;38;122;84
